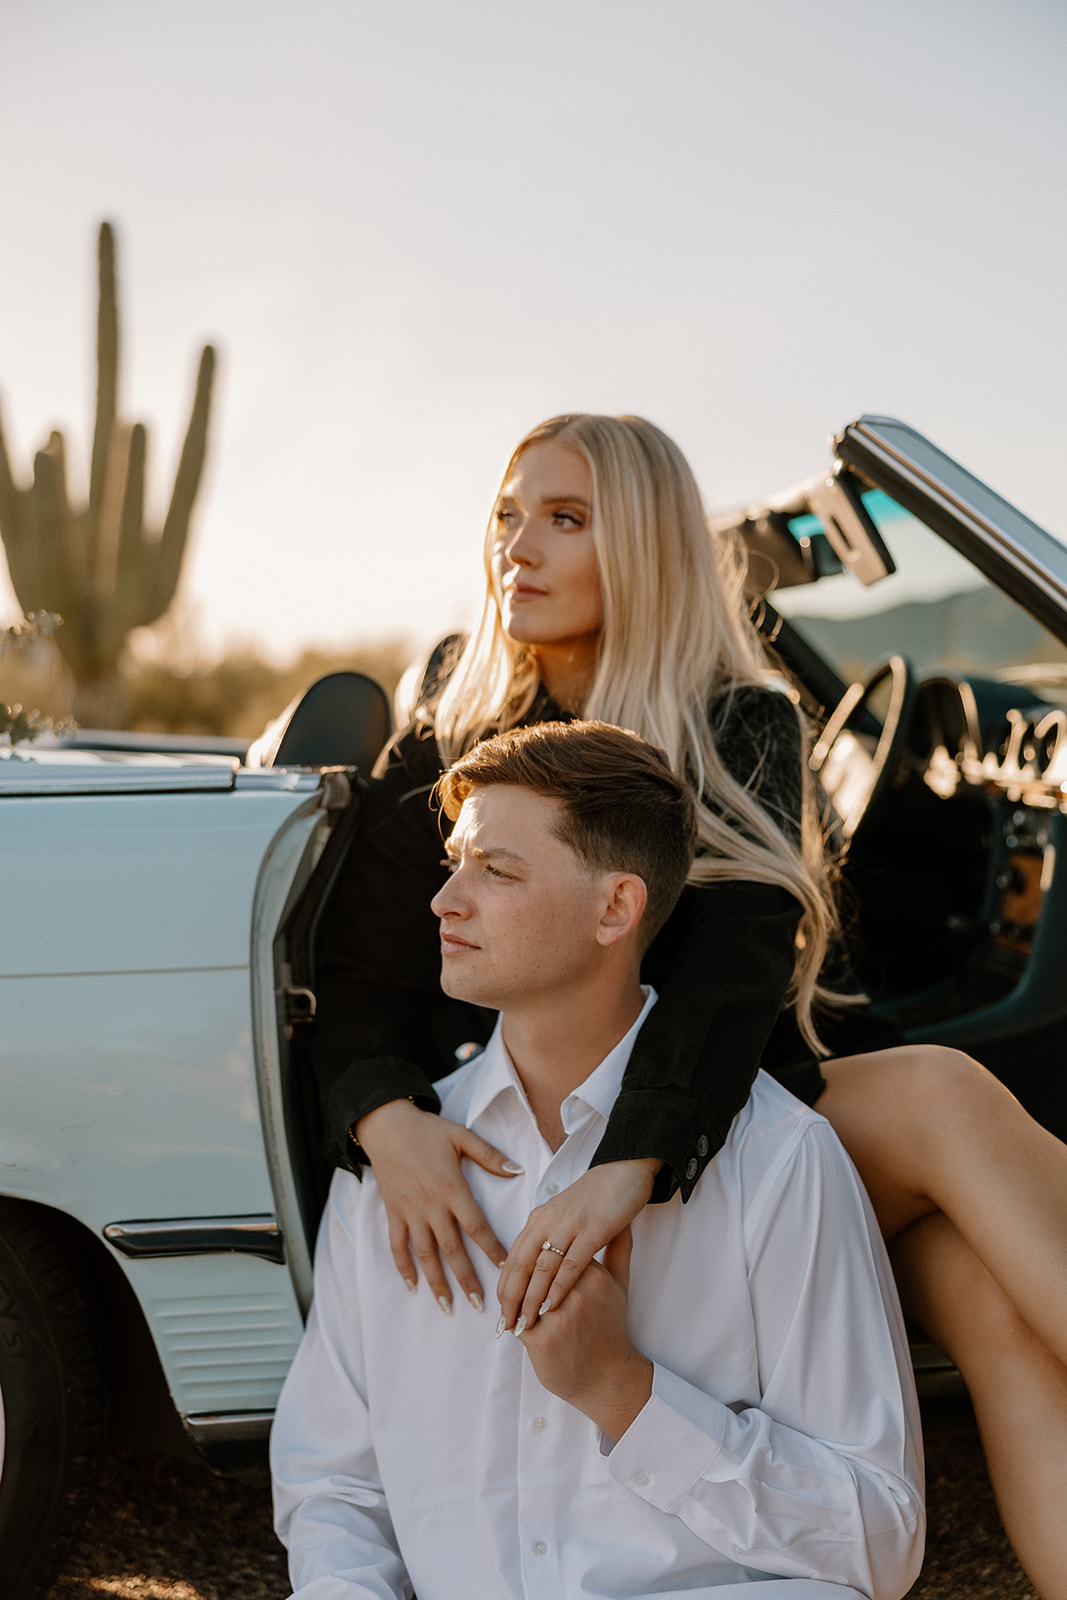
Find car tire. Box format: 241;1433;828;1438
0;1198;108;1598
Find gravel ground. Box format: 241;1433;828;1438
48;1412;1037;1600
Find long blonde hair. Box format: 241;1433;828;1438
432;413;839;1052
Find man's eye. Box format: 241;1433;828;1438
440;857;458;874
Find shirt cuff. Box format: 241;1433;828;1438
607;1364;729;1511
324;1058;442;1173
590;1088;726;1202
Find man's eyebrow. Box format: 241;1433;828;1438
445;839;529;866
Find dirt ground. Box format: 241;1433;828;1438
48;1410;1037;1600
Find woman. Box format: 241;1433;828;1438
313;414;1067;1596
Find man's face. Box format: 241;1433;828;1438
431;784;608;1014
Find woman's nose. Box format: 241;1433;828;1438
504;517;538;567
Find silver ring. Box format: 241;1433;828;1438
541;1239;566;1257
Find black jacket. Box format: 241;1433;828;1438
311;686;892;1200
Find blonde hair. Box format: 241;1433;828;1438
432;413;840;1052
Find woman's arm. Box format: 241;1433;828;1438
601;685;808;1197
311;726;455;1163
312;725;519;1308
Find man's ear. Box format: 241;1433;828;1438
595;874;647;948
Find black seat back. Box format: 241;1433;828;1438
250;671;392;771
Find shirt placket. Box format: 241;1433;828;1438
510;1143;593;1597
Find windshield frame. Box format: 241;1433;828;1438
834;416;1067;647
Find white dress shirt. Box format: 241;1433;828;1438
272;992;924;1600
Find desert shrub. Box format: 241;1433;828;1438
126;640;411;738
0;629;411;739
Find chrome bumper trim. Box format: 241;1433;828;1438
103;1214;285;1264
184;1410;274;1444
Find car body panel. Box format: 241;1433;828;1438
0;755;332;1424
117;1252;306;1419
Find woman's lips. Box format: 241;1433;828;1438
505;583;547;602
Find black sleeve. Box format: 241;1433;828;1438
310;725;491;1173
590;688;807;1201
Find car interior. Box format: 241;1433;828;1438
735;477;1067;1149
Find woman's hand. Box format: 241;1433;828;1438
496;1158;662;1334
354;1098;522;1312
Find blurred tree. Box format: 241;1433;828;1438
0;222;214;727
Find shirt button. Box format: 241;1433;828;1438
532;1539;548;1555
532;1416;548;1433
697;1134;709;1157
685;1158;699;1181
632;1470;650;1487
545;1182;560;1196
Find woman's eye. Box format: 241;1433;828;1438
494;507;514;525
553;510;582;528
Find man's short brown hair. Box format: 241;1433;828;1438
437;721;696;946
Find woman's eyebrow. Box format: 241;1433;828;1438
540;493;590;509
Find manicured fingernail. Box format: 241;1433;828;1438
404;1279;416;1294
437;1296;452;1316
502;1160;525;1174
495;1316;508;1338
538;1299;552;1317
493;1257;507;1270
513;1315;528;1337
468;1292;483;1312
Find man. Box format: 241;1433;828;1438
272;720;924;1600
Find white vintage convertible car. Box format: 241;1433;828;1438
3;416;1067;1597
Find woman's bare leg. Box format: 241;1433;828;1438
817;1044;1067;1366
893;1212;1067;1599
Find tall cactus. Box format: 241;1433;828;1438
0;222;215;725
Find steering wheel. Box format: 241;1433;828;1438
809;656;917;841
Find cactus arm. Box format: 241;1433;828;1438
109;422;148;654
28;437;81;630
147;343;215;623
0;400;25;568
88;221;119;541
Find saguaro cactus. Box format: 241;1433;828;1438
0;222;215;725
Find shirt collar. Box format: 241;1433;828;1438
465;987;658;1132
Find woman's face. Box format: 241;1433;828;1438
491;440;603;660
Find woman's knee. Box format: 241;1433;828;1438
894;1214;1034;1370
818;1044;1000;1232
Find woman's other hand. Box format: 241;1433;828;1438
496;1158;662;1333
354;1098;522;1312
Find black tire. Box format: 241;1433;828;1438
0;1198;108;1598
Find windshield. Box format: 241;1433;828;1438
772;489;1067;701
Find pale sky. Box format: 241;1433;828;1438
2;0;1065;662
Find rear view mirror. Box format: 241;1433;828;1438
807;467;896;586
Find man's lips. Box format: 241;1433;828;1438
440;932;479;954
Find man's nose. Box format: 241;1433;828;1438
431;872;464;919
